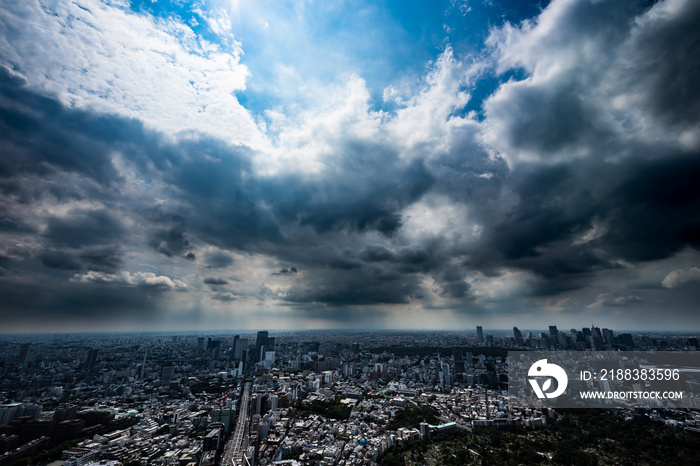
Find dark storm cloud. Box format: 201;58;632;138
0;0;699;328
43;208;125;248
0;64;435;319
149;138;286;251
279;270;419;306
462;152;700;283
203;277;228;285
0;213;36;233
267;152;433;237
148;226;191;258
0;67;138;186
0;276;170;324
202;250;233;268
604;156;700;261
211;292;238;302
359;245;395;262
40;245;122;272
493;84;609;156
632;0;700;128
434;267;471;299
39;251;82;270
272;267;297;275
325;255;363;270
35;208;127;273
78;246;123;271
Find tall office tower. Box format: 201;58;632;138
513;327;523;346
570;329;578;345
210;340;222;360
238;339;249;358
602;328;615;347
17;343;31;364
476;326;484;344
232;335;241;362
197;337;205;351
548;326;559;345
453;348;464;374
619;333;635;349
591;327;603;349
256;331;269;362
267;337;276;351
442;362;450;376
85;349;99;371
558;331;569;348
253;394;262;416
464;352;473;366
352;342;360;353
441;362;452;386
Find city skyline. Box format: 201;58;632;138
1;0;699;333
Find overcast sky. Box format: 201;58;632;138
1;0;699;333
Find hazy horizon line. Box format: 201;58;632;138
1;327;697;337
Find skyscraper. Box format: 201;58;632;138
453;348;464;374
209;340;222;360
619;333;635;349
602;328;616;347
256;331;269;362
232;335;241;362
549;325;559;346
513;327;523;346
591;327;603;349
476;326;484;344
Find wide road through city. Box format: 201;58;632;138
220;381;251;466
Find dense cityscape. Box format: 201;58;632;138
1;327;699;466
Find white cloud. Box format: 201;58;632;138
193;6;232;36
387;47;477;154
662;267;700;288
259;46;486;177
465;269;535;302
401;194;473;244
587;293;643;308
0;0;266;148
260;74;385;175
573;218;609;245
72;270;187;290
